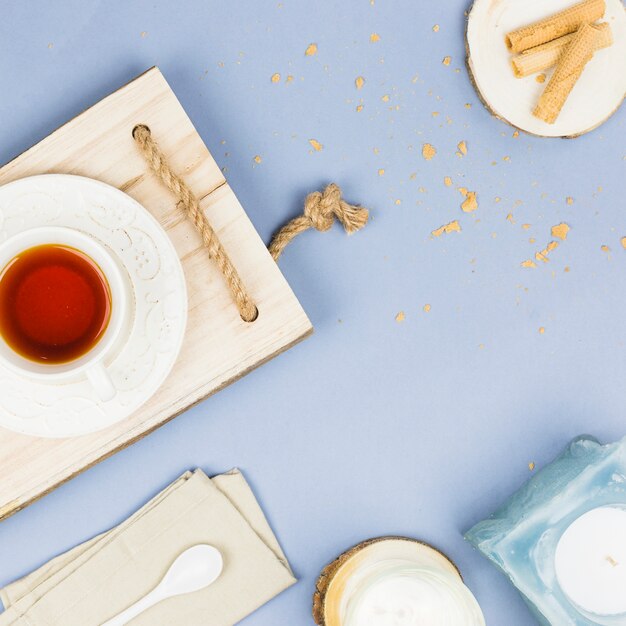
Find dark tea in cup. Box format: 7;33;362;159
0;244;112;364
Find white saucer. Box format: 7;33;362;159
0;174;187;438
467;0;626;137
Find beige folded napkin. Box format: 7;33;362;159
0;469;296;625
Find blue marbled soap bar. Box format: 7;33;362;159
465;436;626;626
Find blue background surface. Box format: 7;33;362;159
1;1;625;624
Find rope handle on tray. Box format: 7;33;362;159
132;125;369;321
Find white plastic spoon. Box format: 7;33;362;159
101;544;223;626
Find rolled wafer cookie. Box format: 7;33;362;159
533;23;601;124
506;0;605;53
511;22;612;77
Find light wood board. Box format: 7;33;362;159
0;67;313;521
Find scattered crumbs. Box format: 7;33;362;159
458;187;468;197
457;140;468;156
418;187;426;193
378;169;385;176
395;199;401;205
465;103;472;109
601;245;610;253
370;33;381;43
395;311;406;323
539;327;545;335
461;191;478;213
506;213;514;223
271;73;281;83
479;343;485;349
373;147;380;154
433;24;440;32
286;75;294;83
444;176;452;187
432;111;440;117
423;304;431;313
503;155;511;162
566;196;574;205
47;42;54;49
355;76;365;90
494;196;501;203
422;143;437;160
522;224;531;230
253;155;262;164
535;241;559;263
432;220;461;237
621;237;626;249
564;266;570;272
308;139;323;151
529;237;536;244
442;56;451;66
536;73;546;83
305;43;318;56
409;172;417;180
529;462;536;471
513;130;520;138
356;104;364;112
140;31;148;38
521;260;537;268
382;94;390;102
551;223;570;240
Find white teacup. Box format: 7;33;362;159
0;227;129;401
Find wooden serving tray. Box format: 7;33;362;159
0;67;313;521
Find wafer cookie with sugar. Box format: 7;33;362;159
533;22;601;124
511;22;612;77
506;0;605;54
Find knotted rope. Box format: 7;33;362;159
133;125;368;321
268;183;369;261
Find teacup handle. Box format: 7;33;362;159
86;362;116;402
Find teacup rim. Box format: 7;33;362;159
0;226;130;380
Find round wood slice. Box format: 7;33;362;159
312;536;462;626
466;0;626;137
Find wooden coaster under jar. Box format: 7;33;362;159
313;536;485;626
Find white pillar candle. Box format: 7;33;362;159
555;506;626;616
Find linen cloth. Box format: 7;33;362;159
0;469;295;625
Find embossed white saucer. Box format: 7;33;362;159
0;174;187;438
